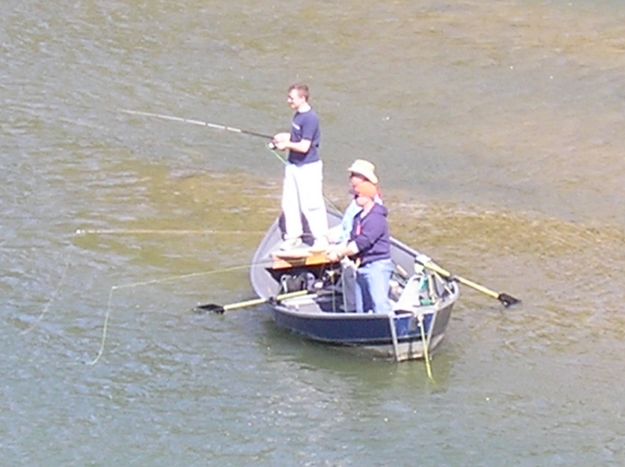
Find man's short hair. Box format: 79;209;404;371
288;83;309;100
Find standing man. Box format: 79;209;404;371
273;83;328;251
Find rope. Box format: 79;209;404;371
418;314;434;382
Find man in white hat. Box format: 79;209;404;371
347;159;378;185
326;159;383;312
327;159;382;245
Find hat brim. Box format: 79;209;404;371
347;166;378;184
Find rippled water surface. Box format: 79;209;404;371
2;1;625;465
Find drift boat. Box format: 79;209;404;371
249;211;460;361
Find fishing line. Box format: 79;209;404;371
85;260;272;366
74;228;265;236
21;258;71;335
265;145;289;166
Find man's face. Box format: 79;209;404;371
349;173;366;191
287;89;305;110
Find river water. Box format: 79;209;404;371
2;0;624;465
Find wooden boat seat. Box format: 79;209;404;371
271;250;338;270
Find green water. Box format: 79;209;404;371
2;1;624;465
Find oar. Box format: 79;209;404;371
120;109;273;140
416;257;520;307
194;290;309;314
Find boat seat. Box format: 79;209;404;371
392;274;427;313
271;251;337;270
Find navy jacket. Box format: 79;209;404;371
350;203;391;266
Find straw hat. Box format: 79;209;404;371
347;159;378;184
354;181;378;199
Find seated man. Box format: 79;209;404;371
327;159;382;246
327;181;394;314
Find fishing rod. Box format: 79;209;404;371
119;109;343;230
120;109;274;140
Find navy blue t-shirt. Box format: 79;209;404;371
288;109;320;165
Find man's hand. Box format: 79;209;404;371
272;132;290;151
325;245;344;262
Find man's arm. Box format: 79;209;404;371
278;139;311;153
272;133;311;153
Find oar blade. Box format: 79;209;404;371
193;303;225;314
498;293;521;308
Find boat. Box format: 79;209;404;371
249;210;460;362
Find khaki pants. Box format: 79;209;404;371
341;257;358;312
281;160;328;240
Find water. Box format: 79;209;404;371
2;0;625;464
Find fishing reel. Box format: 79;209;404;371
320;267;341;288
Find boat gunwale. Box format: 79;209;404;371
270;287;458;321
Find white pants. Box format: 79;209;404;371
281;160;328;240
